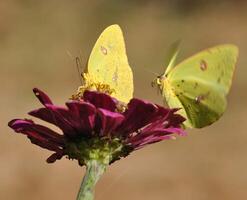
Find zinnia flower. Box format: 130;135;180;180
8;88;186;166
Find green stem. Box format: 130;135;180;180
76;160;107;200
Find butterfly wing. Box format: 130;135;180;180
85;24;133;103
164;40;181;75
162;44;238;128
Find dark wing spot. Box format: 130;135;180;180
100;46;108;55
217;77;221;83
195;92;210;104
195;96;202;104
194;82;198;89
200;59;207;71
181;80;185;83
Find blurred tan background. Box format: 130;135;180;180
1;0;247;199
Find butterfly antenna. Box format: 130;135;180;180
75;56;83;85
66;50;83;85
78;50;85;72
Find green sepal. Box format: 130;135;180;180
65;136;133;166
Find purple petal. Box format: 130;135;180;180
46;151;64;163
126;128;169;145
83;90;117;112
96;108;124;136
166;112;186;128
29;107;77;137
130;135;176;150
30;100;97;138
162;127;186;136
29;108;58;125
8;119;65;152
33;88;53;105
66;101;96;134
117;98;158;136
152;105;170;121
126;126;186;150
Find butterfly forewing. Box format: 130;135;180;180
87;25;133;103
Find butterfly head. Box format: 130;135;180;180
151;75;166;94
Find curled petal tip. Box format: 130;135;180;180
33;88;53;105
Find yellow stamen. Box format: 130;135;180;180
116;101;127;113
71;73;115;100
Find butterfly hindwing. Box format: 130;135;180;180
164;78;227;128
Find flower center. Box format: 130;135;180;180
71;73;115;100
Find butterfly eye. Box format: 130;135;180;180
151;78;160;87
156;76;164;85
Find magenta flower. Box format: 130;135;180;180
8;88;186;166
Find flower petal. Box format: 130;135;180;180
66;101;96;134
97;108;124;136
83;90;117;111
46;151;64;163
33;88;53;105
166;112;186;128
130;135;176;150
8;119;65;151
29;107;77;137
117;98;158;136
126;127;186;150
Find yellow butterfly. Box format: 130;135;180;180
75;25;133;103
153;43;238;128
